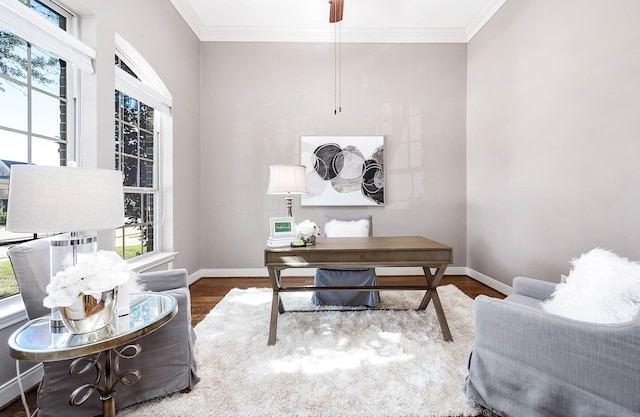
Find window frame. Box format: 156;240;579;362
0;0;82;305
114;86;159;259
113;35;174;266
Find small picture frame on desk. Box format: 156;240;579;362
269;217;296;238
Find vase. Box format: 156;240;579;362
303;235;316;245
60;289;117;334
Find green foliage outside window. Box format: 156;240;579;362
0;258;18;299
0;0;69;301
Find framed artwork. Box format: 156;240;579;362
269;217;296;238
301;136;384;206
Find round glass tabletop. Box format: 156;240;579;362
9;293;177;362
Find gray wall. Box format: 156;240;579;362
199;42;468;269
467;0;640;285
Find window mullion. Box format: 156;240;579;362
26;41;32;163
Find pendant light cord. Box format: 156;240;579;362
334;14;337;115
339;20;342;113
332;1;342;115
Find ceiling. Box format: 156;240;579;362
169;0;508;43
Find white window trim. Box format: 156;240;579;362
126;251;177;273
115;68;171;115
0;295;28;329
115;34;174;268
0;0;95;73
115;33;172;109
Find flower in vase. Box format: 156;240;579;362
43;251;133;308
296;219;320;240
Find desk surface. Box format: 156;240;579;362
9;293;177;362
265;236;453;269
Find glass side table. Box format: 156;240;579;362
8;293;177;417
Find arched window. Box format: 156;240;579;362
114;35;173;264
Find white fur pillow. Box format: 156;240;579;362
542;248;640;323
324;219;370;237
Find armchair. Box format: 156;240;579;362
7;238;200;417
463;276;640;416
311;214;380;307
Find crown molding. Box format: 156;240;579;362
196;26;469;43
171;0;503;44
465;0;508;41
170;0;202;37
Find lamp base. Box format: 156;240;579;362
50;307;66;333
285;195;293;217
48;233;98;331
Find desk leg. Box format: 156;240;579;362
267;268;282;346
418;266;453;342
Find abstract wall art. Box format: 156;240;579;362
301;136;384;206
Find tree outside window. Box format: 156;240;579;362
114;74;157;259
0;0;70;299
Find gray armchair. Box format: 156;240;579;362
311;214;380;307
464;276;640;417
7;238;200;417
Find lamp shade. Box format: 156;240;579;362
267;165;307;195
6;165;125;233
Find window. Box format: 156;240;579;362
113;35;174;268
0;0;72;300
114;56;157;260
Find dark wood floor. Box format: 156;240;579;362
190;275;504;325
1;275;504;417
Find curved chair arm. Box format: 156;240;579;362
137;268;188;292
469;295;640;414
512;276;557;300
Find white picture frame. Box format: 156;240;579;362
269;217;296;238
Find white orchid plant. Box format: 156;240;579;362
43;250;134;308
296;219;321;240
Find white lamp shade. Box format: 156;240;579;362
267;165;307;195
6;165;125;233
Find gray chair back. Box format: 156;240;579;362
7;238;52;320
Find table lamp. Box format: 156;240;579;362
6;164;124;329
267;164;307;217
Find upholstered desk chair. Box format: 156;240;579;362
312;214;380;307
8;238;200;417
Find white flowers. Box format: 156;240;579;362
296;219;320;239
43;251;133;308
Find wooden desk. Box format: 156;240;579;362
264;236;453;345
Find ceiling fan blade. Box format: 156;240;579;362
329;0;344;23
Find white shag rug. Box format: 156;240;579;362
120;285;481;417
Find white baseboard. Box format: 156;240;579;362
193;267;511;295
0;363;42;409
465;268;512;295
